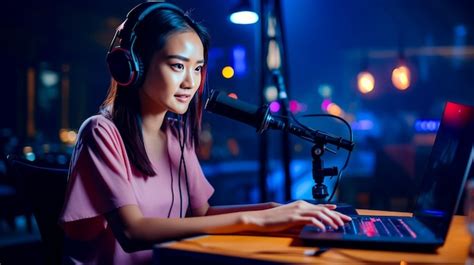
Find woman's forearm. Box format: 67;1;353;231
136;212;252;239
125;212;258;251
205;202;280;215
108;205;257;252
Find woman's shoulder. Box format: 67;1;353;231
78;114;119;139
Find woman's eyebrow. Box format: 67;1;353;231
167;55;205;64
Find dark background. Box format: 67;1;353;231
0;1;473;261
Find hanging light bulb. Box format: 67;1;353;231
392;34;411;91
357;53;375;94
357;71;375;94
229;0;259;25
392;63;411;90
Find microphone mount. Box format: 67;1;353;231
257;104;353;202
311;142;338;201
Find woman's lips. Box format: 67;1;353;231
175;94;191;103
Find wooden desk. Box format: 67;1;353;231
153;209;470;264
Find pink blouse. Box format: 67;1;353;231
59;115;214;264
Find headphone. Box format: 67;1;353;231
106;2;185;87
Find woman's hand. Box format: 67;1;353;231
240;200;352;233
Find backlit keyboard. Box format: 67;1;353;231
308;216;417;238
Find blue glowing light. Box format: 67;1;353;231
414;119;440;133
232;46;247;76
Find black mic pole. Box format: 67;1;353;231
272;70;292;202
273;0;292;202
258;0;268;203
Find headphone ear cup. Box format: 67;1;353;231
106;47;139;87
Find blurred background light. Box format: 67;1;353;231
357;71;375;94
326;102;343;117
318;84;333;98
269;101;281;113
321;99;332;112
227;92;238;99
266;40;281;70
264;85;278;102
232;46;247;76
222;66;235;79
392;64;411;90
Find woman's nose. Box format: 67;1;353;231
181;69;196;89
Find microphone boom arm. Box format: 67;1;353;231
260;106;355;151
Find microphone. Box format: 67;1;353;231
204;90;355;151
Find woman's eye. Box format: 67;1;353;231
195;65;203;72
171;64;184;71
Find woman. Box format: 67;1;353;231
59;2;351;264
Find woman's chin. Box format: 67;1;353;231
169;106;189;115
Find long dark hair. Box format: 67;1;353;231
100;8;210;176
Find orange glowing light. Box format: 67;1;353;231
327;103;343;117
392;65;411;90
357;71;375;94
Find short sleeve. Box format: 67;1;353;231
60;116;138;224
183;140;215;211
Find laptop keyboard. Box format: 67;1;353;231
309;216;417;238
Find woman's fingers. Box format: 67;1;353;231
313;211;338;229
293;216;326;231
253;201;353;233
298;204;344;227
317;204;352;223
320;207;345;226
293;206;344;228
321;204;337;210
336;211;352;222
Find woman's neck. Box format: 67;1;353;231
140;112;166;137
138;89;167;138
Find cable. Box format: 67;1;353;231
177;117;184;218
166;147;175;218
182;119;193;217
298;113;353;139
327;147;352;202
177;115;193;217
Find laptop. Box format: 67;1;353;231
299;101;474;251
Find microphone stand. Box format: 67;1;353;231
310;142;358;215
311;142;338;202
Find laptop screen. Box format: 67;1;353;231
414;101;474;237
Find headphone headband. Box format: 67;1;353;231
106;2;185;87
117;2;185;49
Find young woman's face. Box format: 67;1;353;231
141;30;204;114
